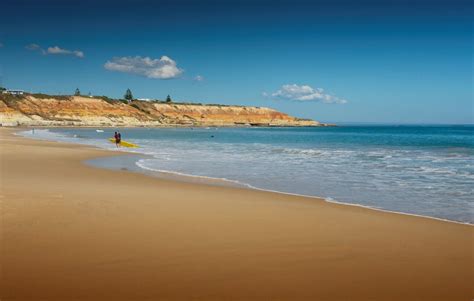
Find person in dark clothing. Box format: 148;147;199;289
114;131;121;147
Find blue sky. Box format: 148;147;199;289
0;0;472;124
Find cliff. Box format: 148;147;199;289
0;94;321;127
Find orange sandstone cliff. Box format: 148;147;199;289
0;94;321;127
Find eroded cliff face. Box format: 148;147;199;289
0;95;320;127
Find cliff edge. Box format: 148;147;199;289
0;94;322;127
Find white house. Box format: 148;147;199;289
2;89;24;95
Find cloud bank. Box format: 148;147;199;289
266;84;347;104
104;56;183;79
25;44;84;58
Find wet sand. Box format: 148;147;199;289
0;128;472;300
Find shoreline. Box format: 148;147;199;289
17;128;473;226
95;152;474;227
2;127;472;300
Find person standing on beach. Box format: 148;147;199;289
114;131;121;147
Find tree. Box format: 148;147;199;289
0;87;6;91
124;88;133;102
74;88;81;96
166;95;172;103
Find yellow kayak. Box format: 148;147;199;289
108;138;139;148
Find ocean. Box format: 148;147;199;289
20;125;474;224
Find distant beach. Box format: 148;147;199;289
1;127;472;300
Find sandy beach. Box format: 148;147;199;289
0;128;472;301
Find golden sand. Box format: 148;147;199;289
0;128;472;300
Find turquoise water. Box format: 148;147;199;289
21;125;474;223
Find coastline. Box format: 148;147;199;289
17;127;473;226
0;95;322;127
90;150;473;227
1;127;472;300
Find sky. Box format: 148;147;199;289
0;0;472;124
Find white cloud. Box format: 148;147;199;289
25;43;41;51
26;43;46;54
104;56;183;79
267;84;347;104
26;44;84;58
193;75;204;81
47;46;84;58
